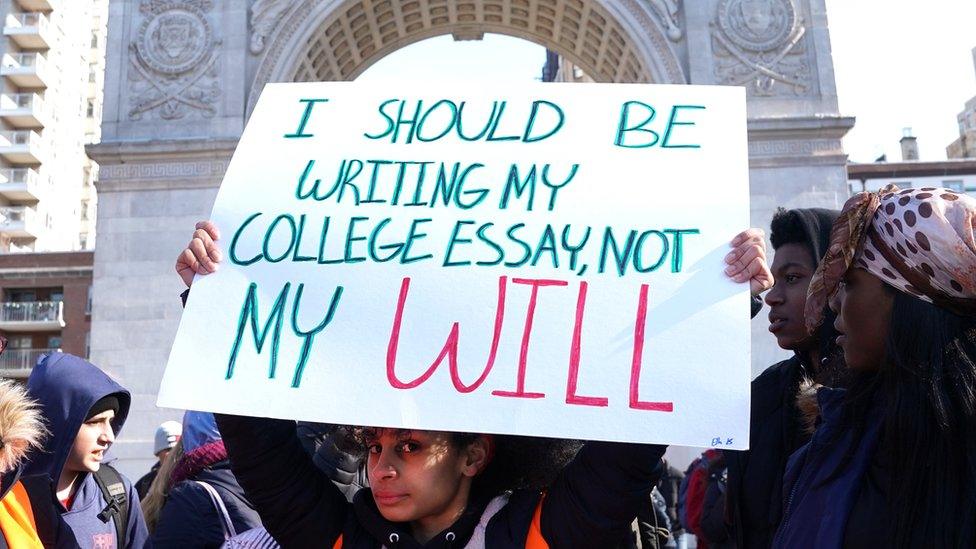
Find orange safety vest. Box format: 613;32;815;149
331;497;549;548
0;481;44;549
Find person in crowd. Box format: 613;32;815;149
152;411;262;548
773;186;976;548
655;459;684;537
724;207;843;548
175;221;772;548
141;438;183;535
697;452;732;549
136;421;182;499
0;371;76;547
25;352;151;548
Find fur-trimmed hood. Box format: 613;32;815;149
796;379;822;436
0;379;46;499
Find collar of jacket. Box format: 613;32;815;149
352;487;496;548
171;440;227;485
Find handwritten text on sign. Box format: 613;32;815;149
160;82;751;449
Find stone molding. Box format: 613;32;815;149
99;160;229;183
0;267;94;279
88;138;236;192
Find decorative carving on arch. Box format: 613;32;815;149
128;0;222;120
643;0;682;41
710;0;812;96
247;0;686;115
249;0;293;54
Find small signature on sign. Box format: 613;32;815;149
710;437;735;447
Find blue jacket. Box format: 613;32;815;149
153;463;263;548
25;353;152;549
771;388;883;549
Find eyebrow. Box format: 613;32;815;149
775;261;812;271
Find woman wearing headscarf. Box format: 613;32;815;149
153;411;262;548
772;186;976;548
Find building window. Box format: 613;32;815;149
943;180;964;192
89;64;98;83
86;286;92;314
86;99;95;118
90;32;99;49
85;332;91;359
7;290;36;302
7;336;31;349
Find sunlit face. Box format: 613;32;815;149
830;268;893;371
66;410;115;474
365;429;487;540
765;243;818;351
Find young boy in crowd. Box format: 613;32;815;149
26;353;151;548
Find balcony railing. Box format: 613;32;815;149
0;93;45;128
1;52;48;88
0;347;58;376
0;205;39;239
0;130;43;163
0;301;63;331
4;12;51;49
0;167;42;201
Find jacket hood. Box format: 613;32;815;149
0;378;47;476
781;208;841;264
24;353;130;481
182;411;221;453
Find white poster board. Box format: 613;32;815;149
159;82;751;449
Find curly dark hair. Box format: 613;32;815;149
339;426;584;496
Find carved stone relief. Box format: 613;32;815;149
249;0;291;54
711;0;811;96
128;0;222;120
644;0;683;41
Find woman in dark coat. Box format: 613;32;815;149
153;411;262;548
724;208;843;549
773;186;976;548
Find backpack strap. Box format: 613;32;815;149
194;481;237;541
92;464;129;546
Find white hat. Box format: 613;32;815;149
154;420;182;455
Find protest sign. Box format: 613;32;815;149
159;81;751;449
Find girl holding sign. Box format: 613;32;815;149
176;222;772;548
772;187;976;548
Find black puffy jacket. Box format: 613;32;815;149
216;414;666;549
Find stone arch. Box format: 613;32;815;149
248;0;686;114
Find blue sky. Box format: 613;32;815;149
359;1;976;163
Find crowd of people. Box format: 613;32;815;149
0;184;972;548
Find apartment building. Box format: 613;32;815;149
0;250;91;378
0;0;108;253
